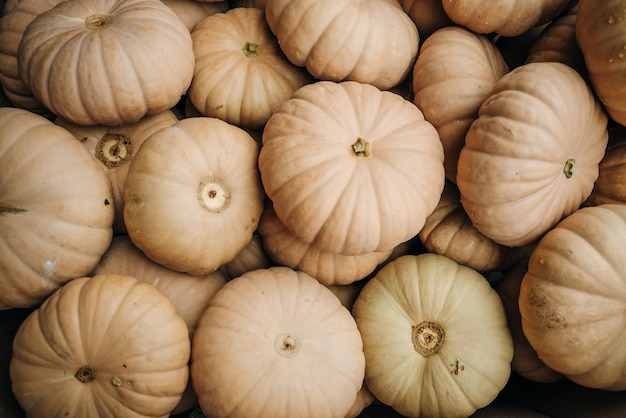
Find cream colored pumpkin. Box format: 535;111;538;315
399;0;453;41
219;234;274;280
17;0;195;126
123;117;264;275
160;0;228;31
352;253;513;418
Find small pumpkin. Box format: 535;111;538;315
519;204;626;391
399;0;453;41
0;107;114;309
584;126;626;206
456;62;609;247
258;80;445;256
352;253;513;418
442;0;570;37
189;7;312;129
576;0;626;125
412;25;509;182
17;0;195;126
264;0;419;90
123;116;265;275
160;0;228;31
219;233;274;280
10;273;191;417
55;110;180;234
190;266;365;418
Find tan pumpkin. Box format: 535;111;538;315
585;126;626;206
442;0;570;37
124;116;265;275
264;0;419;90
412;25;510;182
399;0;453;41
10;273;191;417
352;253;513;418
576;0;626;125
190;266;365;418
456;62;609;247
219;233;274;280
258;80;445;256
55;110;180;234
0;0;62;112
189;7;312;129
17;0;195;126
0;107;114;309
519;204;626;390
258;202;392;286
526;2;587;77
495;257;564;383
160;0;228;31
419;180;527;272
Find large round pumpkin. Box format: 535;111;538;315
519;204;626;391
124;116;265;275
189;7;312;129
190;266;365;418
576;0;626;125
456;62;609;247
264;0;419;90
258;80;445;256
17;0;195;126
10;273;191;417
352;253;513;418
0;107;114;309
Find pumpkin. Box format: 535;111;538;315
584;126;626;206
190;266;365;418
576;0;626;126
519;204;626;391
219;234;274;280
456;62;609;247
189;7;312;130
123;116;265;275
495;257;564;383
55;110;179;234
264;0;419;90
412;25;509;182
442;0;570;37
352;253;513;418
258;80;445;256
419;180;527;273
526;2;587;77
258;202;393;285
399;0;453;42
0;0;62;112
160;0;228;31
9;273;190;417
17;0;195;126
0;107;114;310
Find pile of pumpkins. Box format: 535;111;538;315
1;0;625;417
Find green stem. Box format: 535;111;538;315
242;42;259;58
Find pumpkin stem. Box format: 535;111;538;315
198;176;230;213
75;366;96;383
95;133;133;168
352;137;371;157
411;321;446;357
85;14;114;30
274;333;300;358
242;42;259;58
563;158;577;179
0;205;27;215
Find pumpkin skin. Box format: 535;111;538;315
442;0;570;37
219;233;274;280
399;0;453;41
55;110;180;234
456;62;609;247
190;266;365;418
585;127;626;206
412;26;509;183
189;7;313;130
0;107;114;310
519;204;626;390
352;253;513;418
124;117;265;275
160;0;228;31
258;202;392;285
258;80;445;256
264;0;419;90
10;273;191;418
576;0;626;126
17;0;195;126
